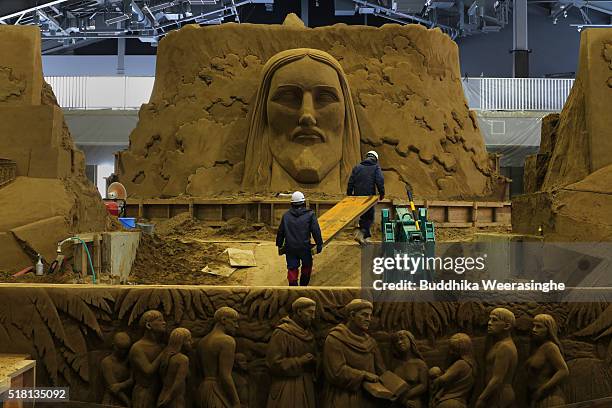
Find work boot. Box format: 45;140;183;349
354;229;365;245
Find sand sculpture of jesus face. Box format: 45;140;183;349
266;57;344;184
242;49;361;192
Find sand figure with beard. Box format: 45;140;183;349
321;299;386;408
242;48;361;193
266;297;318;408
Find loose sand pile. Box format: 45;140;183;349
0;26;112;274
514;29;612;241
129;214;276;285
116;15;506;200
125;213;505;286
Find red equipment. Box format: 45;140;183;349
103;182;127;217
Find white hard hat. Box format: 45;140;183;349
366;150;379;160
291;191;305;204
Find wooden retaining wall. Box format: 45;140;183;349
124;198;511;228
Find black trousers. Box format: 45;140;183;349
359;207;375;238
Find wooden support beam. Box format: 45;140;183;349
123;198;511;228
93;234;101;275
80;244;87;278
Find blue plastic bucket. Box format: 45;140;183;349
119;217;136;229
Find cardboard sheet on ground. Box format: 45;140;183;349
201;264;237;277
318;196;378;245
224;248;257;267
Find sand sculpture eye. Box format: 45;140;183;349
316;89;340;106
271;87;303;108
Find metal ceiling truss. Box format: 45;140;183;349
345;0;514;38
0;0;271;47
343;0;612;39
549;0;612;26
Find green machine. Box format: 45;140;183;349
381;188;435;244
380;187;435;281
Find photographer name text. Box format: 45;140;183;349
372;279;566;292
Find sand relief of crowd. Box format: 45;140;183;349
102;299;568;408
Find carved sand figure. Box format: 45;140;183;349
475;308;518;408
197;306;241;408
241;48;361;193
322;299;385;408
157;327;192;408
390;330;428;408
430;333;476;408
526;314;569;408
266;297;318;408
101;332;134;407
129;310;167;408
232;353;249;408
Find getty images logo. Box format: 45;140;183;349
372;254;488;275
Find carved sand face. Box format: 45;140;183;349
532;318;548;339
266;56;345;184
487;312;507;335
183;334;193;353
297;305;316;327
351;307;372;332
396;331;411;353
148;316;167;334
223;315;239;336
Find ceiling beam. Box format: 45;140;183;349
0;0;72;22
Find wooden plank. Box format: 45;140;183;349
318;196;378;245
93;234;101;275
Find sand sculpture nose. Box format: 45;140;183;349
299;93;317;126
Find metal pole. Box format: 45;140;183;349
512;0;529;77
301;0;309;27
117;37;126;75
458;0;465;35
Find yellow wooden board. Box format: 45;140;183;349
318;196;378;245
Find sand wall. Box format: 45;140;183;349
0;26;111;273
514;29;612;240
0;285;609;406
116;16;504;200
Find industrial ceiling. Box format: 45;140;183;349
1;0;611;54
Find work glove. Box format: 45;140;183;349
278;246;285;256
379;194;385;201
317;245;323;254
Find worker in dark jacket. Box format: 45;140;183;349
347;150;385;244
276;191;324;286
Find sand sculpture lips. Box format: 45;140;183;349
292;127;325;144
